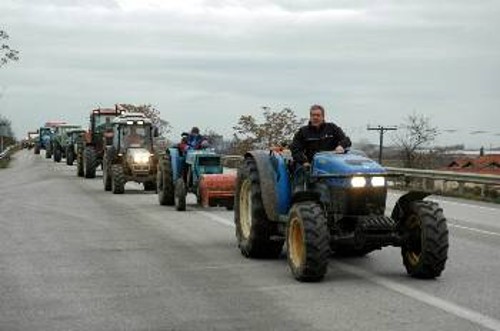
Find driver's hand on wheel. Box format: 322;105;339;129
334;145;345;154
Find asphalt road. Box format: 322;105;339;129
1;150;499;331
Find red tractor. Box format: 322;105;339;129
77;106;122;178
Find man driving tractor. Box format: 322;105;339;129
179;127;209;152
290;104;352;168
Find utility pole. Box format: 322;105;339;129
367;125;397;164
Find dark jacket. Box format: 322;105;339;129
290;122;351;164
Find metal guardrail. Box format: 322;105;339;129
385;167;500;186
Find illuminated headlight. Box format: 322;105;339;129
133;153;150;164
351;176;366;188
371;176;386;187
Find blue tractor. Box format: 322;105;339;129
234;150;449;282
157;147;236;211
34;127;53;157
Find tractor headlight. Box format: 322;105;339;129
351;176;366;188
371;176;386;187
133;153;150;164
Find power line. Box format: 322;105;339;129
367;125;398;164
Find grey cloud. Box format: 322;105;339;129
0;0;499;148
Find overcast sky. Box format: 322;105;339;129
1;0;499;148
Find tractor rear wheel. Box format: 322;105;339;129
401;201;449;279
174;178;187;211
54;147;62;163
76;149;84;177
102;158;112;191
66;147;74;165
157;157;175;205
287;202;330;282
111;164;125;194
234;157;284;259
84;147;97;178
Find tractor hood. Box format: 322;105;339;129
312;151;386;176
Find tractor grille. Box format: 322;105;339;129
328;187;386;216
132;164;150;173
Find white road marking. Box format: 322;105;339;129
336;262;500;331
449;223;500;237
201;212;500;331
196;210;235;227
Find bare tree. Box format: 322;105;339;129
394;113;439;168
232;107;306;154
0;30;20;68
117;104;171;136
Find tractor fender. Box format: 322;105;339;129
245;150;279;222
391;191;431;222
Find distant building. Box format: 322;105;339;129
444;155;500;175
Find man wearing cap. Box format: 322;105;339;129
290;104;351;168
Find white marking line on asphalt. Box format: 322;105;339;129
201;211;500;331
336;262;500;331
196;211;235;227
449;223;500;237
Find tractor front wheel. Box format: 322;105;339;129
287;202;330;282
76;149;84;177
174;178;187;211
111;164;125;194
102;158;112;191
157;158;175;205
54;147;62;163
401;201;449;279
66;147;74;165
84;147;97;178
234;157;284;259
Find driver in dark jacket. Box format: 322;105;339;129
290;104;351;167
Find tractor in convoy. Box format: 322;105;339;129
78;107;122;178
102;113;158;194
65;128;86;166
234;149;449;282
51;124;82;163
34;121;66;157
157;139;236;211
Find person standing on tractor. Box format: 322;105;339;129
290;104;352;168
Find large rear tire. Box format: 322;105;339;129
401;201;449;279
66;147;74;166
157;157;175;205
76;148;84;177
174;178;187;211
287;202;330;282
84;147;97;179
102;158;112;191
54;147;62;163
111;164;125;194
234;157;284;259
